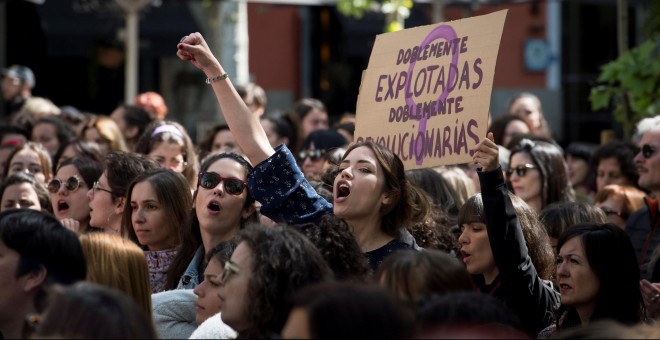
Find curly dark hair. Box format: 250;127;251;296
408;209;458;253
293;215;371;282
590;141;640;190
238;225;332;338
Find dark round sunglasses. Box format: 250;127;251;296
48;176;82;194
506;164;536;178
198;172;247;196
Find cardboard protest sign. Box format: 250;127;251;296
354;10;507;170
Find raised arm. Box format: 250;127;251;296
176;32;274;165
473;133;559;335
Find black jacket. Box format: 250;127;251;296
477;167;560;336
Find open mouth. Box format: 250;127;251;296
208;201;221;212
335;181;351;201
57;200;70;212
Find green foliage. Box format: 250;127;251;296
337;0;413;32
589;37;660;138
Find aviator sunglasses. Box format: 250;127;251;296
641;144;656;159
506;164;536;178
47;176;82;194
198;172;247;196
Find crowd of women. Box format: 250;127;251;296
1;31;660;339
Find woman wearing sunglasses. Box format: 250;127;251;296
506;138;574;214
165;152;257;290
298;129;347;181
86;151;158;235
121;168;192;293
177;33;430;271
49;157;103;233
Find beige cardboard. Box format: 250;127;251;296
354;10;508;170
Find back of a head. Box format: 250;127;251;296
415;291;527;339
293;215;371;282
540;201;607;243
0;209;86;286
34;282;157;339
287;281;412;339
104;151;158;200
406;168;460;217
79;232;152;319
239;225;333;336
301;129;348;152
134;91;168;120
376;249;475;304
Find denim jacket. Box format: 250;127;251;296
176;246;205;289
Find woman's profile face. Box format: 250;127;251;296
218;241;253;332
332;146;390;222
556;236;600;309
566;155;589;188
193;257;224;326
458;222;497;280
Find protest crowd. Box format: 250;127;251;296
2;28;660;340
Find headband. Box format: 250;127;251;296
151;124;184;139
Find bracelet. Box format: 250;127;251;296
205;73;229;84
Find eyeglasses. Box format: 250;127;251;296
219;261;241;285
298;149;324;162
506;164;537;178
92;181;115;196
197;172;247;196
48;176;82;194
641;144;656;159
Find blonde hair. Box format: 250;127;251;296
435;166;476;208
79;233;152;321
87;116;128;152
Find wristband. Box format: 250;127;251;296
205;73;229;84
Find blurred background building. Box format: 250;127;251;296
0;0;653;145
